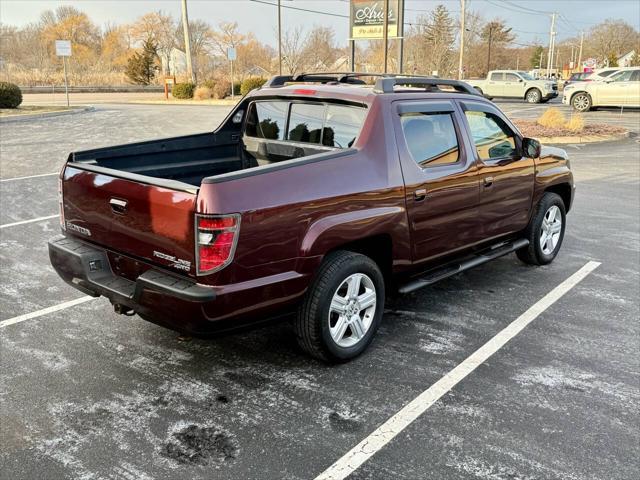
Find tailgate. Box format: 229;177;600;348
62;165;198;277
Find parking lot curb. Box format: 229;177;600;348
0;106;95;123
534;131;632;144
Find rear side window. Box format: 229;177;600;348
490;72;503;81
465;110;517;160
323;105;367;148
287;103;324;143
245;101;288;140
401;113;460;167
245;100;366;148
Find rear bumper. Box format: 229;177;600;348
48;235;309;335
49;235;215;303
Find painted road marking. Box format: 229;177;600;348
0;214;58;229
0;296;95;329
0;172;57;182
314;260;601;480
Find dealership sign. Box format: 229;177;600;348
350;0;403;39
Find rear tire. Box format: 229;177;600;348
295;251;385;363
517;192;566;265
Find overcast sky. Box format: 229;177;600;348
2;0;639;47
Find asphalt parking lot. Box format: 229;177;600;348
1;99;638;480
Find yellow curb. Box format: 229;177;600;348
532;131;631;144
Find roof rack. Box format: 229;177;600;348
263;72;389;88
263;72;480;97
373;77;479;95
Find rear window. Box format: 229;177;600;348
245;101;366;148
245;101;288;140
287;103;324;143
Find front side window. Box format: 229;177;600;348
465;110;517;160
505;73;520;82
245;101;288;140
287;103;325;143
401;113;460;167
610;70;634;82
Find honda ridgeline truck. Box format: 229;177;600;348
49;74;574;362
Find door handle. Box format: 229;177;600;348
483;177;494;188
414;188;427;201
109;198;128;214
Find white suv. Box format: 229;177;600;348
563;68;640;111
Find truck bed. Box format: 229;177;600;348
70;131;335;188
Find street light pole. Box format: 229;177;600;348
486;25;493;74
181;0;195;83
278;0;282;75
577;31;584;72
458;0;466;79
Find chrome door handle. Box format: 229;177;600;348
109;198;128;214
483;177;494;187
414;188;427;201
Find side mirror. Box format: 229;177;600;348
518;78;524;82
523;137;541;158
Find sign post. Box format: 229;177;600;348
55;40;71;107
227;47;237;100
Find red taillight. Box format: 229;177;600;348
195;214;240;275
58;176;65;231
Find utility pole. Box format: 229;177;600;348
278;0;282;75
397;0;404;73
382;0;389;73
181;0;195;83
458;0;466;79
577;31;584;72
546;12;556;78
486;25;493;74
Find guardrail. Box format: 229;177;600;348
20;86;165;94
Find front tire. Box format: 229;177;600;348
517;192;566;265
571;92;592;112
295;251;385;363
526;88;542;103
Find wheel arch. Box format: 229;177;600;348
325;234;394;284
544;183;573;213
524;86;542;100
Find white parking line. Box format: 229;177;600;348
0;172;58;182
0;214;59;229
0;296;95;329
314;260;601;480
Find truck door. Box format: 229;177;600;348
392;100;481;265
487;72;504;97
503;72;523;98
458;100;535;241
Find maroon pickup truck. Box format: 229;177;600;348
49;74;574;362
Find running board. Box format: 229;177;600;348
398;238;530;294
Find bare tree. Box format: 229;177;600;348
587;19;639;61
130;11;176;74
302;26;338;71
281;26;305;75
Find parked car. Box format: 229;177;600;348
467;70;558;103
49;73;574;362
564;72;591;87
563;67;640;111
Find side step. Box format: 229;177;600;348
398;238;529;294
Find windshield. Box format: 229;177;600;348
518;72;535;80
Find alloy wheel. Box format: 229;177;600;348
328;273;377;348
573;94;590;112
540;205;562;255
